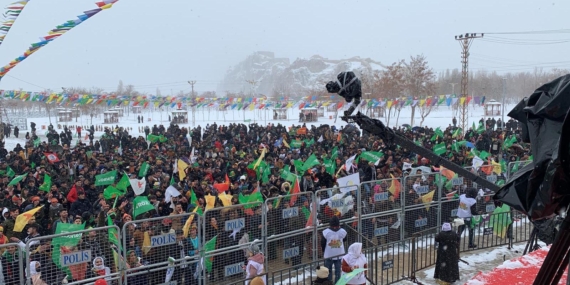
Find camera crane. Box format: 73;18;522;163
341;112;500;192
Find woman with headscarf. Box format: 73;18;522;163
341;243;367;285
28;261;47;285
243;243;265;285
91;256;111;282
434;222;460;285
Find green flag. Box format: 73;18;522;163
6;166;15;178
331;146;339;159
104;185;125;200
503;135;517;150
238;192;263;209
8;173;27;186
290;140;302;149
452;128;462;138
116;173;130;191
477;122;485;134
301;154;320;172
39;174;52;192
433;142;446;155
323;158;336;176
139;162;150;177
107;215;122;250
204;235;217;272
303;138;315;147
52;222;86;276
33;137;41;147
360;151;384;164
490;204;512;238
470;215;482;227
133;196;156;218
292;159;304;173
280;165;297;182
479;151;490;160
86;151;93;159
95;170;116;186
431;127;444;141
190;189;198;205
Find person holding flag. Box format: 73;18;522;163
456;187;480;249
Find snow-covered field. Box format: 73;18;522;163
3;103;511;151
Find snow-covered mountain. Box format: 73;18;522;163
217;52;385;97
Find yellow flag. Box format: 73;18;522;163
421;191;435;212
142;231;151;254
14;205;44;232
253;148;267;170
183;206;201;238
283;139;290;149
205;194;216;210
218;192;233;207
492;160;502;175
177;159;189;180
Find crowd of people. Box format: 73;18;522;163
0;113;530;285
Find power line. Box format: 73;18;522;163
3;75;47;90
483;29;570;35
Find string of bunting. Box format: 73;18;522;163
0;0;30;47
0;91;488;110
0;0;119;80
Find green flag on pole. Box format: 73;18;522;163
8;173;27;186
139;162;150;177
6;166;15;178
52;222;86;276
204;235;217;272
116;173;130;191
133;196;156;218
433;143;446;155
39;174;52;192
104;185;125;200
95;170;117;186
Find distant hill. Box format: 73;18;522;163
217;51;385;97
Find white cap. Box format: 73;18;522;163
240;175;246;180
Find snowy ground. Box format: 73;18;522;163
3;103;512;151
393;242;542;285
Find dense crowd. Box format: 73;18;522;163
0;115;529;285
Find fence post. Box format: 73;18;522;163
400;176;407;242
357;182;363;244
312;191;318;263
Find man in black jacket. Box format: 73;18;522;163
70;191;91;218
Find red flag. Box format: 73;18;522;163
289;178;300;207
388;174;401;199
305;200;316;229
337;102;344;110
440;167;456;180
213;174;230;193
44;152;60;164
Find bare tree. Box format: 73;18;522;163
402;55;437;126
375;61;405;126
418;97;436;126
116;80;124;95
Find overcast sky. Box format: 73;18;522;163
0;0;567;94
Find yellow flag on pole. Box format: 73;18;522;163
14;205;44;232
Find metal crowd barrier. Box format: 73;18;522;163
25;225;121;285
122;212;201;285
10;163;533;285
0;242;24;285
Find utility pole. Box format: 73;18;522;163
455;33;483;133
245;79;258;123
502;78;506;129
449;83;458;95
188;80;196;126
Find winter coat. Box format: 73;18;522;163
433;230;460;283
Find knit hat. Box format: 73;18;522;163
316;265;329;279
250;277;264;285
442;222;452;232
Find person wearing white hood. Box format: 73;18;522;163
341;243;367;285
243;243;266;285
91;257;111;282
28;261;48;285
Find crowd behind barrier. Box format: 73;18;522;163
0;116;531;285
1;176;531;285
